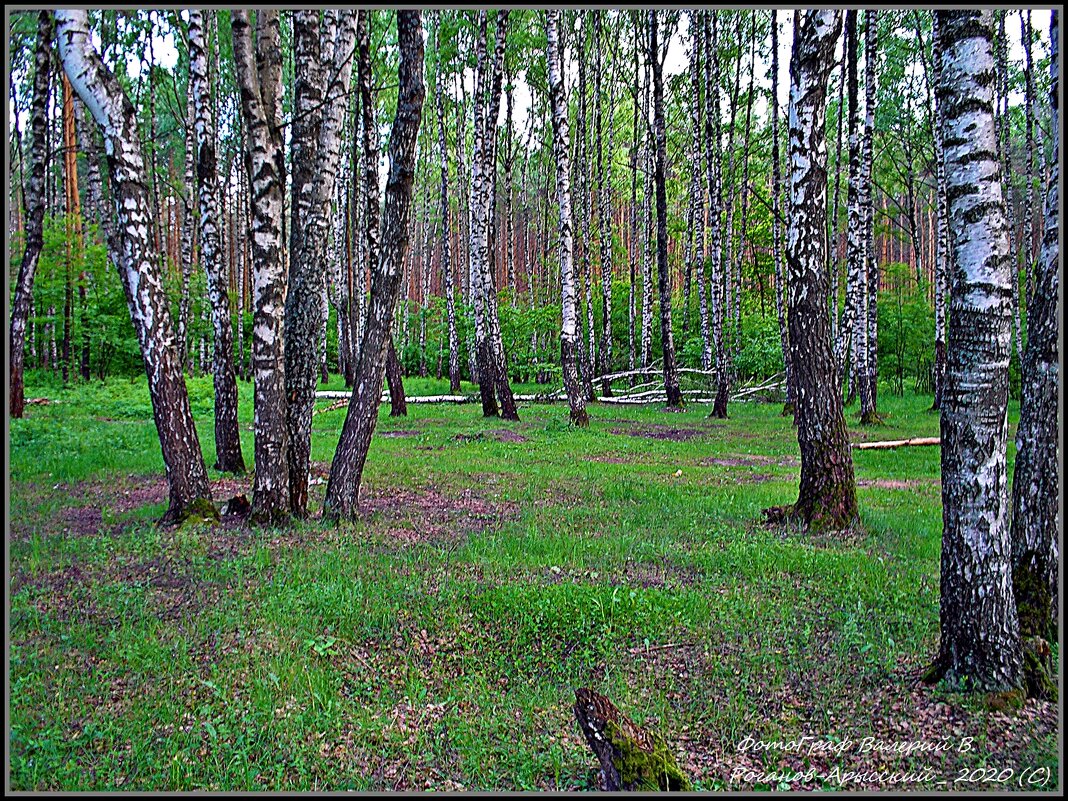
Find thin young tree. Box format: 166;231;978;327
926;10;1021;693
9;11;52;419
323;10;425;521
232;9;290;524
546;9;590;427
1010;9;1059;648
56;9;215;523
769;10;794;416
764;9;858;532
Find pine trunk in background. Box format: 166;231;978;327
595;11;615;396
284;10;358;516
767;9;857;533
324;10;425;521
189;9;245;475
233;9;290;525
649;11;683;409
546;9;589;427
57;9;215;523
1010;9;1058;647
928;10;1021;693
10;11;53;418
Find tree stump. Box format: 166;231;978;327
573;688;691;791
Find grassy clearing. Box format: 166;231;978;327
8;373;1056;791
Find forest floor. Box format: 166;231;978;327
8;372;1058;791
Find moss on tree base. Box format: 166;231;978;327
160;496;219;527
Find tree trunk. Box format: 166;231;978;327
649;11;683;409
1010;9;1058;645
770;10;794;415
189;9;246;476
10;11;52;418
546;9;589;427
861;11;880;419
284;10;358;516
57;9;215;523
233;9;290;525
434;35;462;394
595;11;615;396
842;11;868;415
385;336;408;417
765;9;858;532
705;12;728;414
323;10;425;521
928;10;1021;693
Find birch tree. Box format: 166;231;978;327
323;10;425;521
1010;9;1059;649
770;10;794;415
233;9;290;524
9;11;52;419
56;9;215;523
649;11;683;408
765;9;858;532
189;9;245;475
546;9;589;427
927;10;1021;693
284;9;358;516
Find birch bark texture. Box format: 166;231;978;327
1010;9;1059;645
545;9;589;427
233;9;290;525
9;11;52;419
323;10;425;521
189;9;245;475
284;10;358;516
56;9;215;523
768;9;858;533
931;10;1021;692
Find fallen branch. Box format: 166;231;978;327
853;437;940;450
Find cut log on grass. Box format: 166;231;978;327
853;437;940;450
574;688;691;791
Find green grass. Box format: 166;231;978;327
9;373;1056;791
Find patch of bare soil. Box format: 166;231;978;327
586;453;635;464
612;425;707;442
489;429;528;443
357;484;520;545
378;430;422;438
539;559;704;590
701;453;799;468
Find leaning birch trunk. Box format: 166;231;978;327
178;84;194;374
764;9;858;533
1010;9;1058;647
9;11;52;419
56;9;215;523
770;10;794;415
189;9;245;475
927;10;1022;693
323;10;425;521
546;9;589;427
232;9;290;524
284;10;358;516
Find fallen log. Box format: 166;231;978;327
853;436;940;450
573;688;691;791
